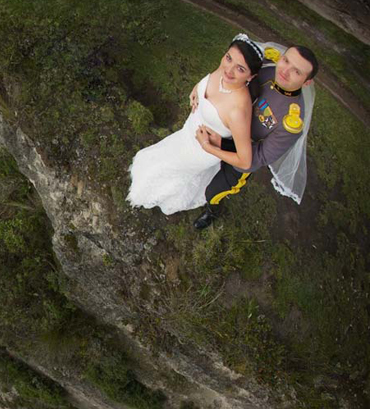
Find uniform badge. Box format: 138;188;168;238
283;103;304;134
255;98;277;129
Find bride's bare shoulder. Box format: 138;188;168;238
234;88;252;110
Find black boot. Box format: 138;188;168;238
193;204;220;230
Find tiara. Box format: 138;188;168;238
232;33;264;61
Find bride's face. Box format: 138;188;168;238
220;46;253;85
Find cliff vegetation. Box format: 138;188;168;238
0;0;369;408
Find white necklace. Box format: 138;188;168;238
219;76;232;94
219;76;247;94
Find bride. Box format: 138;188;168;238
127;34;263;215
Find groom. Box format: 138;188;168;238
193;44;319;229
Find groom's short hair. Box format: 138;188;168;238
291;45;319;80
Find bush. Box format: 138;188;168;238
85;351;166;409
127;100;154;135
0;350;71;408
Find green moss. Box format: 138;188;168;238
110;185;128;211
127;100;154;135
102;253;114;267
84;351;166;409
0;94;14;120
63;233;80;254
0;351;72;409
271;237;370;391
312;86;370;231
0;218;28;253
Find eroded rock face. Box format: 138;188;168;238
0;386;17;409
297;0;370;45
0;114;278;408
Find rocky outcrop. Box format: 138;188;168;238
0;113;280;408
297;0;370;45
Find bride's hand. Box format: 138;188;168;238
189;84;199;113
196;125;210;150
204;127;222;148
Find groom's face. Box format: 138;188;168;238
275;47;313;91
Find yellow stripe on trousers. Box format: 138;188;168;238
210;173;250;205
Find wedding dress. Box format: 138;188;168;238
127;74;232;215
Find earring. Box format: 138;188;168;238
245;80;250;87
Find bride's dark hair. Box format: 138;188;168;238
229;39;263;100
229;39;263;75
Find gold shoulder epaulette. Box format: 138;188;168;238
283;103;304;134
264;47;281;63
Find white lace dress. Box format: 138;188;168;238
127;74;232;215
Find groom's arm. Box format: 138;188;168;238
221;138;237;152
241;129;301;172
221;129;301;172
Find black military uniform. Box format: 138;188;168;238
194;53;306;228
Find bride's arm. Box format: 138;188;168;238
197;107;253;169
